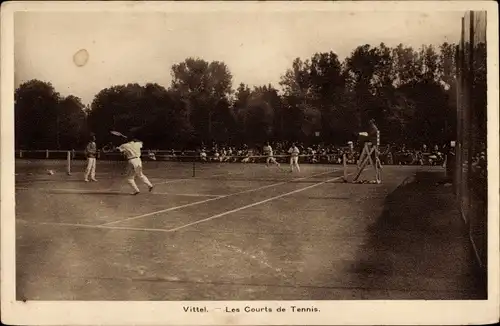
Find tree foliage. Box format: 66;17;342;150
88;83;191;148
170;58;233;143
15;42;458;150
15;80;87;150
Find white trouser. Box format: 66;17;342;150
126;158;152;192
267;156;279;165
84;157;96;180
290;156;300;171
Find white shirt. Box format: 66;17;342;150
118;141;143;160
264;145;273;156
85;141;97;158
289;146;299;156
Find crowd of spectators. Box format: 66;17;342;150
146;139;486;196
157;141;458;166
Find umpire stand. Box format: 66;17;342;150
343;129;382;184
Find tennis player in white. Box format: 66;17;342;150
288;143;300;172
117;137;154;195
84;133;98;182
263;142;280;168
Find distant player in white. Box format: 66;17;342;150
84;133;98;182
288;143;300;172
263;142;280;168
200;149;208;162
117;137;154;195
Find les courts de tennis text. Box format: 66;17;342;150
183;306;320;313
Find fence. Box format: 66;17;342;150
455;11;487;272
15;148;447;166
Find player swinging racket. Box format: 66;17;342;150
288;143;300;173
84;133;98;182
116;136;154;195
263;142;281;168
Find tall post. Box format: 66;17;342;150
67;151;72;175
466;12;475;222
343;153;347;181
456;17;465;206
375;130;382;184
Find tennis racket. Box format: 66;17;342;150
110;130;128;138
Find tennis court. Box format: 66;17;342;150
15;160;483;300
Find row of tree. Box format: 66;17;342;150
15;42;458;150
15;80;88;150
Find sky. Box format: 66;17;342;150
14;10;464;105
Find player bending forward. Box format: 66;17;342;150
117;137;154;195
263;142;281;168
288;143;300;173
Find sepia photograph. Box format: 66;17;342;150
1;1;498;325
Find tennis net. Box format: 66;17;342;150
15;149;348;179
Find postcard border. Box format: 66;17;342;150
2;1;499;325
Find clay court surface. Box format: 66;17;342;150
14;160;485;300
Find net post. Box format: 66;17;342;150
46;149;49;159
67;151;72;175
19;150;23;158
343;153;347;181
72;149;76;159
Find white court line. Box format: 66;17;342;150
16;179;75;185
165;174;347;232
156;171;244;185
15;187;222;198
16;219;174;233
15;170;242;186
99;170;336;226
159;192;220;198
14;187;124;193
17;171;348;234
150;192;222;198
14;173;219;186
14;170;245;194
